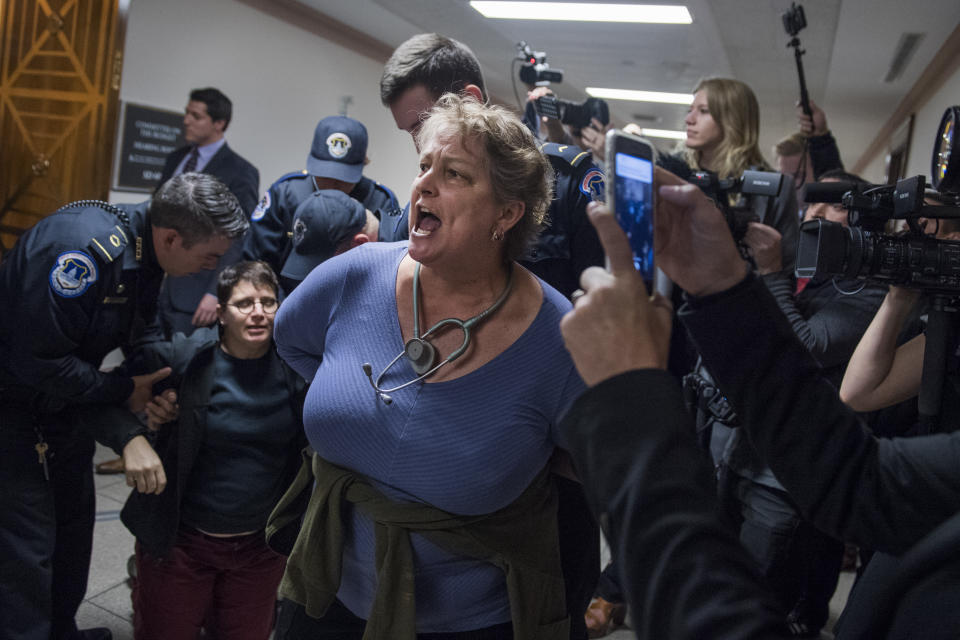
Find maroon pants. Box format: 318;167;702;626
133;527;286;640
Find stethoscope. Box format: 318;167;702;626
362;261;514;405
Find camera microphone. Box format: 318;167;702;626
801;181;857;204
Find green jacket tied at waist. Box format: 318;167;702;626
266;449;569;640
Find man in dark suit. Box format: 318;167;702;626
95;89;259;477
156;87;259;338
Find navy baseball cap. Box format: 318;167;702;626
306;116;368;183
281;190;367;283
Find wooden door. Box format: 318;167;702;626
0;0;128;256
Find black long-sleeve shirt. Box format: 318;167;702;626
808;131;844;179
683;274;960;553
720;274;887;484
562;273;960;639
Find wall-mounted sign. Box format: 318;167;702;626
112;102;184;192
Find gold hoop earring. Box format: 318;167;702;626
491;228;504;242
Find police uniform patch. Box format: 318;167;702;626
580;168;605;200
326;133;352;158
251;190;271;222
49;251;98;298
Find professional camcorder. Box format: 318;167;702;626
796;106;960;294
796;106;960;432
689;169;784;241
517;41;563;85
516;41;610;129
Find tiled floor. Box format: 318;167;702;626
79;445;138;639
82;443;852;640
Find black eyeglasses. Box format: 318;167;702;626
227;297;278;314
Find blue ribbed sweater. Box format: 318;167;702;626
274;242;583;632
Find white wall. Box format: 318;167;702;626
110;0;418;205
857;63;960;185
860;151;887;185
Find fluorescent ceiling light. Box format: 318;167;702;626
640;128;686;140
586;87;693;104
469;2;692;23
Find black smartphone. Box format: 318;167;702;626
605;129;656;280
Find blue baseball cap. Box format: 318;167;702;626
281;190;366;283
306;116;367;183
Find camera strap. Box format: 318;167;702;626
682;371;740;426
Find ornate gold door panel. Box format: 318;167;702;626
0;0;128;255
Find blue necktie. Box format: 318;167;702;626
182;147;200;174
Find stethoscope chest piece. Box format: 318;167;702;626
362;261;514;404
404;338;436;375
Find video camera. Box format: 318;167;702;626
689;169;784;241
516;41;610;130
796;106;960;294
517;41;563;85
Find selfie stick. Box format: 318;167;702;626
783;3;812;117
789;38;812;117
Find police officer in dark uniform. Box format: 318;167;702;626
524;142;606;640
0;173;248;640
524;142;605;298
242;116;400;281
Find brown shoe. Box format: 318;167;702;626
585;596;627;638
95;457;124;475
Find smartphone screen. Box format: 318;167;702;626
607;132;655;280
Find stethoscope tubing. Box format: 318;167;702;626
362;261;514;402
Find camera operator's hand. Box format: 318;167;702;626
917;215;960;241
797;99;829;137
654;168;750;296
527;86;566;144
561;202;673;386
743;222;783;274
580;117;612;160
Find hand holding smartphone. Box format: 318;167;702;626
605;129;656;281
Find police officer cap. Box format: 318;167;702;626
281;190;366;283
306;116;368;184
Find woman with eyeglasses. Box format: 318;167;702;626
120;260;306;640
